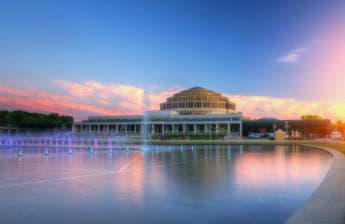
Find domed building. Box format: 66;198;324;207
73;87;242;137
160;87;236;115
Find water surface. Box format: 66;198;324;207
0;145;331;224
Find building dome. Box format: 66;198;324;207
160;87;236;115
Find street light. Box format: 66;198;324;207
273;123;277;132
284;121;289;140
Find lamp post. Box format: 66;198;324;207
284;121;289;140
273;123;277;133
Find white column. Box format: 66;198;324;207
227;123;230;134
183;124;186;133
194;124;196;134
172;124;175;133
216;124;219;134
80;124;83;133
162;123;165;134
106;124;109;133
151;124;155;134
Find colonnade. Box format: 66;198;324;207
73;122;242;136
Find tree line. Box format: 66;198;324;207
0;110;73;131
302;114;345;133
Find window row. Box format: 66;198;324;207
161;102;235;110
167;95;222;102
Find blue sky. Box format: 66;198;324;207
1;0;345;120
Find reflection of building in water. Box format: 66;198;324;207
73;87;242;137
233;145;330;189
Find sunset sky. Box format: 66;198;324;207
1;0;345;121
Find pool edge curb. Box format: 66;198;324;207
284;144;345;224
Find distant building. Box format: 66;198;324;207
0;126;18;135
330;131;343;140
73;87;243;137
243;118;331;138
274;129;286;141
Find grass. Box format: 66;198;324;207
309;142;345;154
150;133;227;140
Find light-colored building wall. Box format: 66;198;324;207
73;113;243;137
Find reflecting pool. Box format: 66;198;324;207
0;145;331;224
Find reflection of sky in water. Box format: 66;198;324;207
0;145;331;224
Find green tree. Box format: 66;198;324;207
0;111;10;126
0;110;73;130
301;115;322;120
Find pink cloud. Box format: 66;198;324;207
0;84;119;120
1;80;345;122
0;81;182;121
227;94;345;121
56;80;182;114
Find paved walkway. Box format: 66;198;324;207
285;145;345;224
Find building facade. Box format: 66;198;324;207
73;87;242;137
